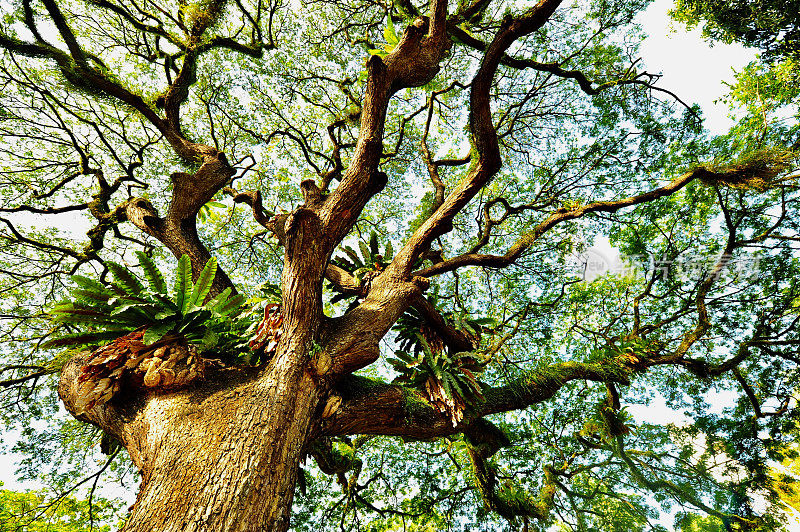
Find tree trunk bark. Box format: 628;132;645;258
60;348;322;532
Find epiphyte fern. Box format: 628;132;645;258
393;303;496;354
388;334;489;427
45;252;245;349
329;231;393;305
47;253;247;414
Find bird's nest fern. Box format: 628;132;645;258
46;252;246;349
389;334;491;427
46;252;252;413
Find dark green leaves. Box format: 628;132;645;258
173;255;192;314
136;251;166;293
188;257;217;310
45;254;245;349
106;262;145;295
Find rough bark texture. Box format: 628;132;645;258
61;350;321;532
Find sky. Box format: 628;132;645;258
0;0;778;523
636;0;756;134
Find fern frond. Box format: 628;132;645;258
188;257;217;309
107;262;145;295
173;255;192;314
71;288;113;304
50;312;119;327
136;251;167;294
215;294;245;317
71;274;107;293
342;246;362;268
206;287;231;312
359;240;371;264
41;330;127;349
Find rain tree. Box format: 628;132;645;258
0;0;798;531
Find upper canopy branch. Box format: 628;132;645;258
318;0;451;247
316;0;565;374
0;0;280;284
0;0;265;162
448;23;697;114
412;165;750;278
386;0;564;279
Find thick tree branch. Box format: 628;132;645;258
320;5;452;246
40;0;88;64
411;294;475;352
323;358;631;439
317;0;565;376
123;198;235;294
388;0;564;278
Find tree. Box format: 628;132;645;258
673;0;800;152
672;0;800;61
0;0;798;531
0;482;120;532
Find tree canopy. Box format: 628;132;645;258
0;0;798;530
673;0;800;61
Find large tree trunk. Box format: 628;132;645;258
59;348;322;532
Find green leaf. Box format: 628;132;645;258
178;309;212;334
385;15;399;46
393;350;416;363
51;313;119;327
359;240;371;264
342;246;362;268
172;254;192;315
50;305;106;317
201;329;219;349
154;309;178;320
107;261;145;295
198;204;210;223
188;257;217;309
71;274;106;292
206;287;232;313
147;292;179;312
387;357;408;371
143;322;174;345
41;331;123;349
136;251;167;294
385;239;393;260
215;293;245;317
71;288;113;304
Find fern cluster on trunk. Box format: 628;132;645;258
47;252;246;348
47;253;251;412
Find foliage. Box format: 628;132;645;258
46;253;246;350
0;483;119;532
391;297;494;355
672;0;800;61
390;337;487;425
329;231;394;304
368;14;400;59
0;0;797;530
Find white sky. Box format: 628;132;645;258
636;0;757;134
